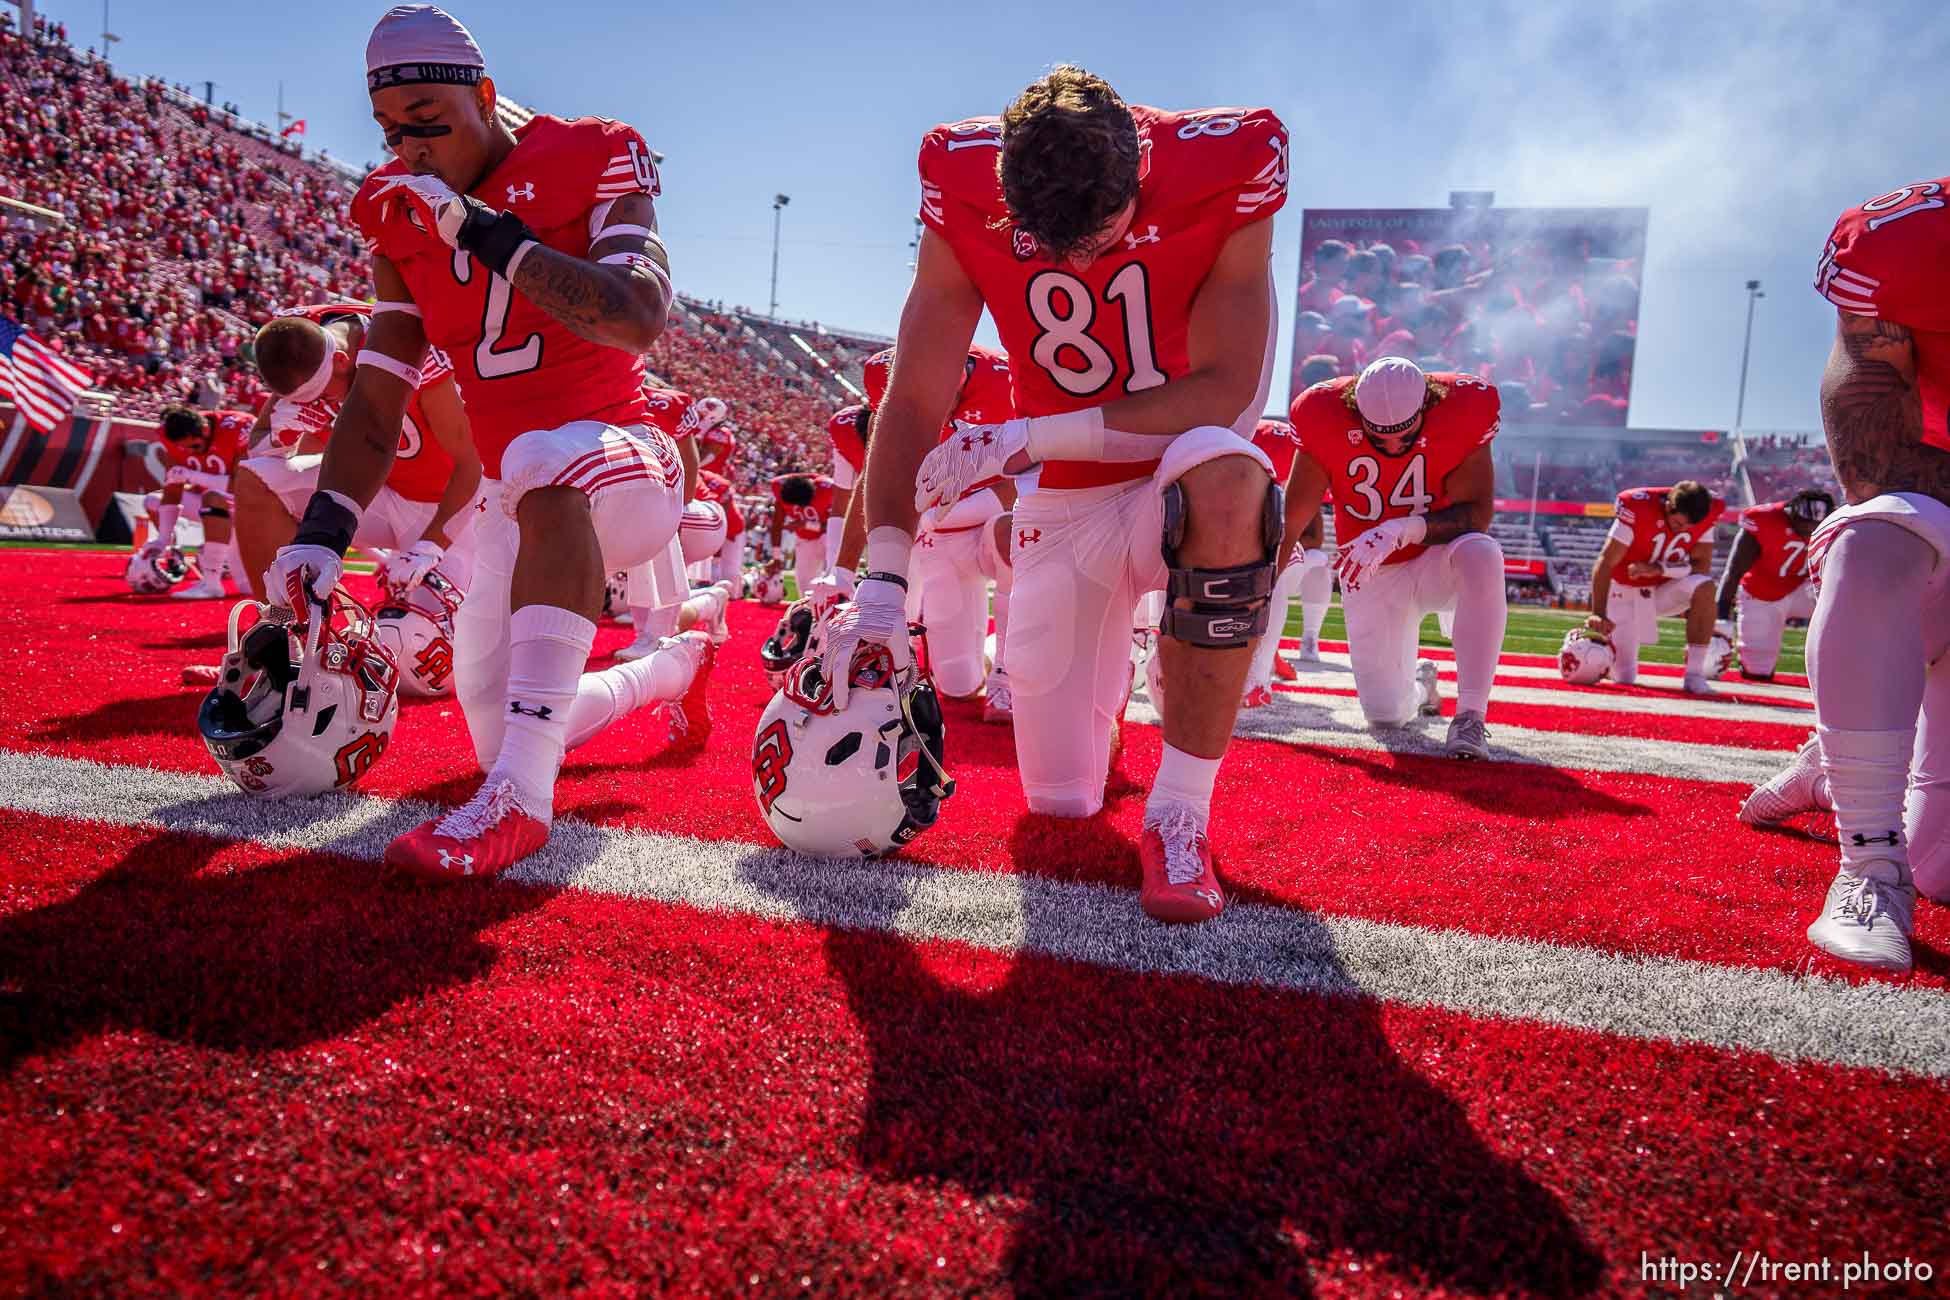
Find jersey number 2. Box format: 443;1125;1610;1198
1025;264;1166;398
453;251;542;379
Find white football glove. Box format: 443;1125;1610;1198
263;544;343;621
804;568;856;619
1334;517;1423;591
817;576;910;711
380;539;445;598
914;418;1029;514
373;172;468;249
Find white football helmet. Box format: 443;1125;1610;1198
692;395;729;432
603;570;630;620
373;567;463;697
748;568;787;605
679;499;728;566
752;623;954;857
197;590;401;798
126;545;191;594
1708;630;1736;678
1558;627;1615;685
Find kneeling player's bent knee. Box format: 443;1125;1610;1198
1447;531;1504;578
1154;431;1282;650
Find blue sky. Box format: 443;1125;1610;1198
43;0;1950;432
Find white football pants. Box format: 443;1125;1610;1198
1340;533;1507;725
1736;582;1815;678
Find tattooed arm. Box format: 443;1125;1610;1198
510;192;670;353
1820;310;1950;505
1423;444;1495;545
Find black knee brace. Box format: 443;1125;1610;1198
1160;476;1283;648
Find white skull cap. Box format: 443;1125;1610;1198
1353;356;1427;433
366;5;485;89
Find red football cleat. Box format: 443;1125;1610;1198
1272;653;1298;682
1240;682;1275;710
665;630;716;749
1139;805;1226;923
385;780;548;882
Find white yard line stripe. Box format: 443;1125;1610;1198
1278;644;1814;706
2;748;1943;1078
1127;693;1788;784
1271;673;1812;725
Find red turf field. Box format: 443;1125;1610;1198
1;549;1945;1297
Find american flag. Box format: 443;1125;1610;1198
0;315;93;434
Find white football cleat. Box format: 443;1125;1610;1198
982;670;1013;725
1295;636;1322;664
1682;671;1718;697
1416;659;1441;717
171;571;228;600
1445;709;1490;760
1807;863;1915;973
1739;733;1831;827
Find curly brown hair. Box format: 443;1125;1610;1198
158;404;206;443
998;66;1140;262
1666;480;1715;523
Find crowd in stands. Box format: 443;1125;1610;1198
1294;231;1640;425
1743;433;1841;502
0;16;363;419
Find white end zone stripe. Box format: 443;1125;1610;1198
1;747;1945;1078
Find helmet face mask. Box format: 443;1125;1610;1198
126;546;192;594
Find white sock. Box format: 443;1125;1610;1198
564;636;698;748
200;541;230;582
1820;726;1915;878
1612;634;1640;685
485;605;597;819
1248;562;1302;686
1299;553;1332;643
1146;742;1220;824
1685;643;1708;677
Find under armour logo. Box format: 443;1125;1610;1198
506;183;535;203
961;430;994;451
1123;224;1161;248
1849;831;1902;847
918;533;935;548
509;701;553;720
437;848;475;874
1195;888;1221;907
1017;528;1041;547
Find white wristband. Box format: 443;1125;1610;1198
356;349;422;389
1024;407;1105;463
371;301;422;317
865;526;913;580
503;238;541;281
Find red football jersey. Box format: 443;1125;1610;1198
697;424;736;476
1737;501;1814;602
771;474;834;539
351;115;661;478
694;468;743;539
862;344;1015;428
1608;485;1727;589
1816;179;1950;453
165;408;250;481
919;105;1288;489
642;386;694;440
828;404;869;485
1252;417;1300;483
1290;372;1499;566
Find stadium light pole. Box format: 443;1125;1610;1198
769;194;790;319
1734;279;1764;434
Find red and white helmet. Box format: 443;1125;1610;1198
748;568;787;605
1708;629;1736;678
373;567;462;698
679;498;727;566
197;591;400;798
126;546;191;594
752;623;954;857
603;570;630;620
1558;627;1615;685
692;395;729;432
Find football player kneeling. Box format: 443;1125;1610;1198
197;589;400;798
752;620;954;858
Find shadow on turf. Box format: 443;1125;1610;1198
28;690;199;745
741;845;1605;1296
0;795;608;1068
1311;745;1656;820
